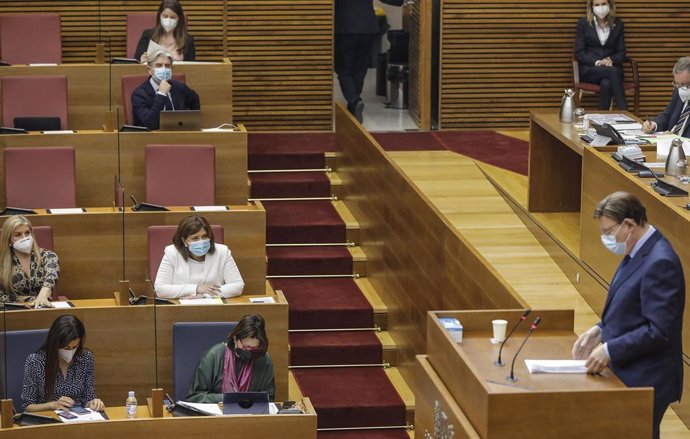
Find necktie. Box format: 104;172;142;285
612;255;631;285
672;103;690;135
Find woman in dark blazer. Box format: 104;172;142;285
134;0;195;62
574;0;627;110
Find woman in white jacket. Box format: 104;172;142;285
155;216;244;299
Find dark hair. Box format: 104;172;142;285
38;315;86;401
226;314;269;357
594;191;647;226
172;215;216;261
151;0;189;55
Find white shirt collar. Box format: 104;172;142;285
629;225;656;259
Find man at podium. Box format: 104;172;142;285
573;191;685;439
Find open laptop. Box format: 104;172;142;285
159;110;202;131
222;392;269;415
14;116;61;131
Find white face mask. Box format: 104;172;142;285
12;236;33;254
593;4;610;19
600;223;628;255
160;16;178;33
679;87;690;103
58;348;76;363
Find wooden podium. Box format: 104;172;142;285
415;310;653;439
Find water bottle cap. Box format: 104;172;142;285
128;391;135;397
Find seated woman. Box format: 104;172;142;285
0;215;59;308
134;0;195;62
155;215;244;299
574;0;627;110
186;313;275;402
21;315;105;412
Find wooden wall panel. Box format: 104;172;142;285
408;0;432;130
440;0;690;129
0;1;333;131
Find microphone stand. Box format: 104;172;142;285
495;309;531;367
507;317;541;382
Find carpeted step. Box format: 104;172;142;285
248;133;335;170
265;200;346;244
270;278;373;329
318;430;410;439
290;331;382;366
250;172;332;199
372;132;446;151
267;246;352;276
293;367;406;429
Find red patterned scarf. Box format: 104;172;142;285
221;345;253;393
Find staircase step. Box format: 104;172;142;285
328;172;344;200
290;331;382;366
265;200;346;244
350;246;367;277
356;278;389;330
248;132;334;170
377;331;398;366
333;200;360;244
292;367;407;429
385;367;415;428
267;246;353;276
250;171;332;199
271;278;374;329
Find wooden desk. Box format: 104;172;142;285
416;310;653;439
19;206;265;298
0;61;233;130
0;129;247;207
0;293;289;404
1;399;316;438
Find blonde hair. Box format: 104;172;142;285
586;0;616;28
0;215;41;292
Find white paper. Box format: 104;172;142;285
177;401;222;416
42;130;75;134
29;63;59;66
202;123;237;132
179;297;224;305
193;205;229;212
645;162;667;169
587;113;634;125
56;408;106;422
249;297;276;304
610;123;642;132
589;134;611;147
146;40;166;57
269;403;279;415
656;137;690;157
50;301;72;309
48;208;84;214
524;359;587;374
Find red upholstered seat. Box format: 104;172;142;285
145;144;215;206
32;226;54;250
4;147;76;209
0;13;62;65
147;224;224;282
126;12;157;59
121;73;186;125
1;76;69;129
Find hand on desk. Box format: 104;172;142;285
50;396;75;411
585;344;610;374
572;325;601;360
196;284;221;297
87;398;105;411
642;120;657;133
33;290;53;309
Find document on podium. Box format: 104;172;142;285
525;359;587;374
176;401;222;416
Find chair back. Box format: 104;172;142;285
172;322;236;400
145;144;215;206
148;224;224;283
4;146;76;209
0;329;48;412
32;226;54;250
126;12;157;59
1;76;68;129
121;73;186;125
0;13;61;65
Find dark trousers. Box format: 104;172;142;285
652;399;670;439
334;33;374;110
581;66;628;110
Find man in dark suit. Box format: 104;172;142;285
335;0;403;123
131;49;200;130
643;57;690;137
573;192;685;439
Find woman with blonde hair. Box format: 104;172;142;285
0;215;59;307
574;0;627;110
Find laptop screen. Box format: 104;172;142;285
222;391;269;415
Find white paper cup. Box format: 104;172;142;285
492;319;508;342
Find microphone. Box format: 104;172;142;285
495;309;531;367
507;316;541;382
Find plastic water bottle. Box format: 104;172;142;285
125;391;137;419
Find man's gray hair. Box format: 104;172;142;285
146;50;174;67
673;56;690;75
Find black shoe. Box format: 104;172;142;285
353;100;364;123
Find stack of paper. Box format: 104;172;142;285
524;359;587;374
177;401;223;416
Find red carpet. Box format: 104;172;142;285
318;431;411;439
270;278;373;329
250;172;332;199
249;133;334;170
267;246;353;276
372;131;445;151
289;331;382;366
292;368;406;429
264;201;346;244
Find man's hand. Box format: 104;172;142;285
159;79;171;94
572;325;602;360
585;344;610;374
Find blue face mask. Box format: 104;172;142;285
152;67;172;84
600;223;628;255
188;239;211;257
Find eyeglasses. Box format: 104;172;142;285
240;343;260;351
600;222;622;235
